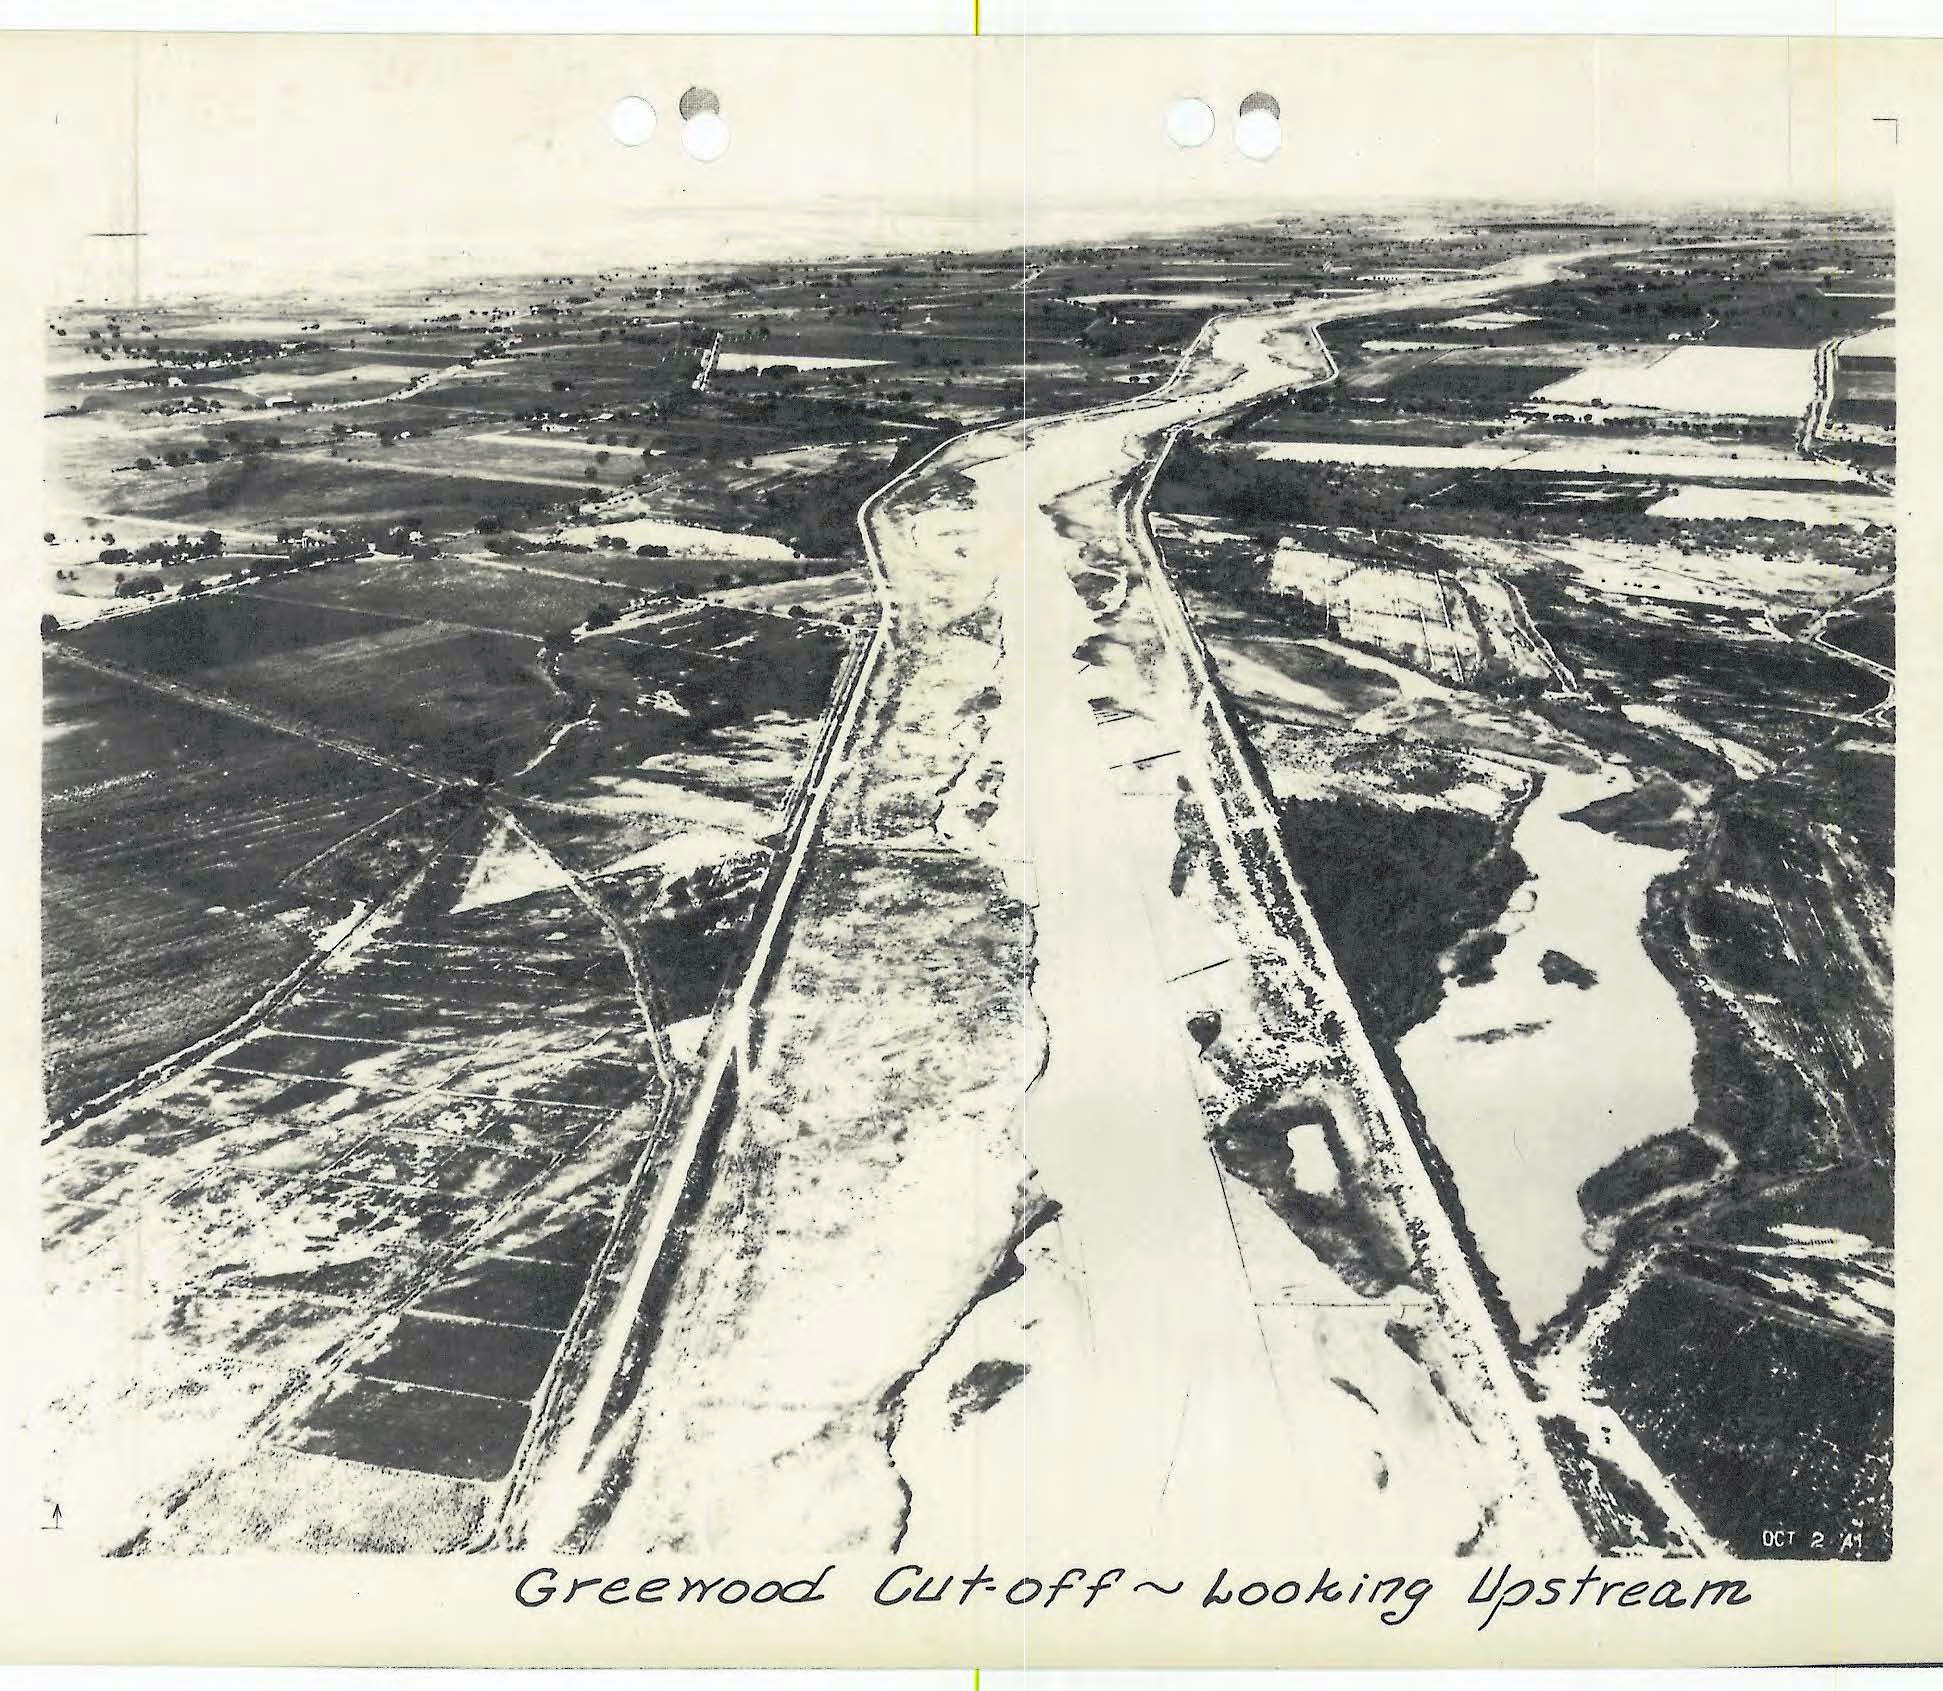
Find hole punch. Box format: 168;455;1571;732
683;110;731;162
1235;99;1281;162
610;95;656;147
1164;97;1215;150
679;86;721;121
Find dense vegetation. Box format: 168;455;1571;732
1277;796;1527;1042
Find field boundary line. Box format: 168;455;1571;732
45;642;462;794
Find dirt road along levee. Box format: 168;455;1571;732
498;428;957;1550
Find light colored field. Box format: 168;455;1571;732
452;815;570;913
47;509;280;546
1430;342;1630;367
48;352;168;379
1440;310;1537;329
152;313;381;339
1240;435;1862;483
572;773;773;834
1843;324;1897;358
328;435;624;492
225;363;426;399
554;514;800;557
471;430;615;454
1253;713;1529;820
1277;555;1555;690
1333;566;1476;683
709;572;874;620
712;351;889;371
742;442;878;475
1068;291;1264;307
1268;541;1361;598
1645;484;1892;528
595;826;758;884
44;589;121;627
453;816;753;914
1534;344;1816;418
1436;534;1880;613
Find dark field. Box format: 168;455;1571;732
1424;245;1892;349
1524;579;1886;760
47;832;682;1543
1821;595;1894;669
226;554;620;637
45;502;857;1136
474;545;863;601
1232;348;1579;442
72;593;560;782
1276;793;1527;1043
1155;437;1872;562
1588;1270;1891;1559
1834;397;1897;431
42;658;419;1119
1833;357;1894;431
70;592;392;677
102;449;576;534
1649;746;1893;1177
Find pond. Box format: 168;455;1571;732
1395;760;1698;1334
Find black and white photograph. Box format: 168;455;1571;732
7;23;1933;1667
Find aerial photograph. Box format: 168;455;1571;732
33;39;1895;1574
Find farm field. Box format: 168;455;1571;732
1239;433;1865;482
68;591;564;779
38;202;1896;1570
1644;483;1889;527
42;829;678;1551
42;658;423;1120
1532;345;1816;417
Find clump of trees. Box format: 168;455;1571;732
376;523;438;560
98;529;222;567
279;528;366;565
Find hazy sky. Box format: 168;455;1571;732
13;32;1912;301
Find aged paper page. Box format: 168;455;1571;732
0;27;1936;1667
